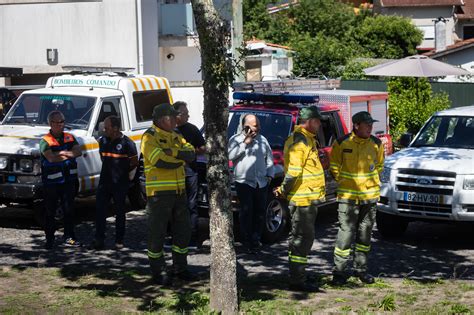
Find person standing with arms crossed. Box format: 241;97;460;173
274;106;326;292
173;101;206;248
141;103;196;285
228;114;274;254
330;111;384;285
40;110;82;249
90;115;138;250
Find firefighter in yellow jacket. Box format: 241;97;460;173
330;111;384;285
274;106;326;292
141;103;196;285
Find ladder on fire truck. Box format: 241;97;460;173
233;78;341;93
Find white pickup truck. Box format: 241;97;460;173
376;106;474;237
0;69;173;222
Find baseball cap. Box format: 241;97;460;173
352;111;378;124
152;103;180;119
299;106;323;120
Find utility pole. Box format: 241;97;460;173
232;0;244;82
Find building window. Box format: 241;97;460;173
463;25;474;40
417;25;435;40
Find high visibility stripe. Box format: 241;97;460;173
81;142;99;151
334;247;351;257
355;243;371;252
147;249;164;259
330;163;339;167
130;134;142;141
288;190;324;197
145;77;154;90
337;188;379;195
171;245;188;255
137;78;147;90
153;77;162;89
288;252;307;264
302;172;324;178
339;171;378;179
47;172;62;179
70;169;78;174
288;166;302;171
149;147;163;162
146;181;185;188
130;79;139;91
162;79;173;103
101;152;128;158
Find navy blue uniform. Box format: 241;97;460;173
95;135;137;244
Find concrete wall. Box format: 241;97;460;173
159;46;201;81
0;0;139;73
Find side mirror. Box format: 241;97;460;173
399;133;413;148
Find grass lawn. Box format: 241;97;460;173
0;266;473;314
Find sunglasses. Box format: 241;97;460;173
51;120;65;124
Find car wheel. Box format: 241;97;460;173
376;210;408;238
261;194;289;244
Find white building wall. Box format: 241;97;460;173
141;0;160;75
0;0;139;73
379;7;456;49
159;46;201;81
435;48;474;82
260;57;274;81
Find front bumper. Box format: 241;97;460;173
0;182;43;201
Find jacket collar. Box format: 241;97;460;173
294;125;316;138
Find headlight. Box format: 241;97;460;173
380;167;391;183
463;176;474;190
0;156;7;170
19;159;33;172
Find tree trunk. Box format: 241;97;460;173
190;0;238;313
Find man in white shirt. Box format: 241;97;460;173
228;114;274;253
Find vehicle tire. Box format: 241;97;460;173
128;159;147;211
261;194;290;244
376;210;408;238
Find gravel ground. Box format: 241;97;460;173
0;198;473;281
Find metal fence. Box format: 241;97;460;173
341;80;474;108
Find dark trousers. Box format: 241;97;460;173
44;182;76;242
147;193;191;275
185;167;199;240
235;182;268;247
95;182;128;243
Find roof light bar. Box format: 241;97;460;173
233;92;319;104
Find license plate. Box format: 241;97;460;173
403;192;443;204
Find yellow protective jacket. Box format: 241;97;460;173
280;125;326;206
330;132;384;204
141;125;195;197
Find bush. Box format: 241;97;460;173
387;78;451;141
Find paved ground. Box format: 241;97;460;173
0;198;473;281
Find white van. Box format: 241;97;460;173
376;106;474;237
0;69;173;221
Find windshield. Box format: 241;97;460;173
412;115;474;149
3;94;96;130
228;111;293;149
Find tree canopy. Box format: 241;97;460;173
243;0;423;78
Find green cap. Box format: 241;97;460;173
299;106;323;120
352;111;378;124
152;103;179;119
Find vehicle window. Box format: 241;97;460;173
3;94;96;129
93;98;122;137
228;111;292;149
412;116;474;149
133;90;170;122
318;113;338;148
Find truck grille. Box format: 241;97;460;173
398;201;452;215
396;168;456;196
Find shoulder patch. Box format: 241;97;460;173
336;133;351;145
144;128;155;136
370;135;382;146
292;132;308;146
